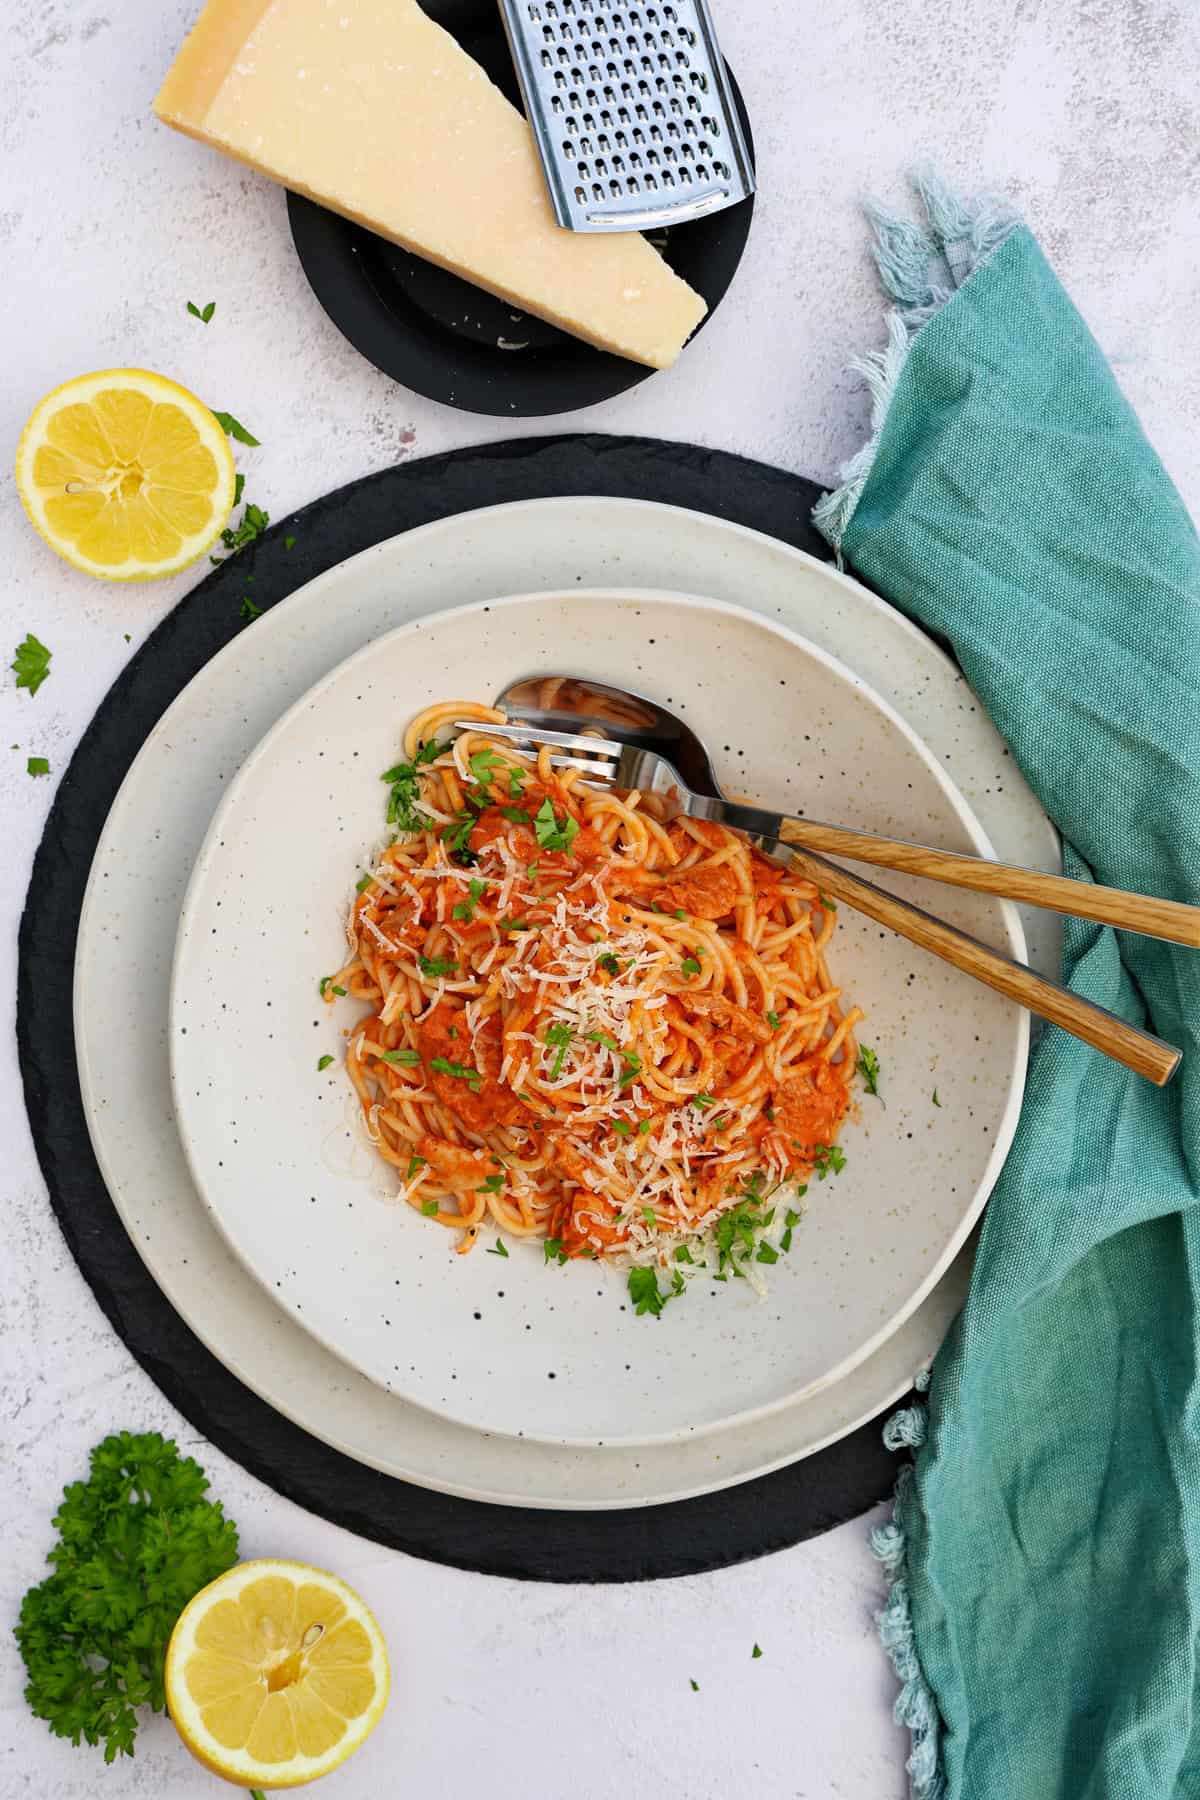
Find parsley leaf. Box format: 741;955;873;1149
544;1020;573;1080
752;1643;763;1660
598;952;621;976
812;1143;846;1179
487;1238;509;1258
284;534;296;550
379;1047;421;1067
690;1678;700;1691
818;893;837;911
219;500;270;556
628;1266;683;1318
637;1118;652;1136
533;796;580;855
26;756;49;777
452;879;486;924
355;874;373;894
544;1238;568;1266
441;809;478;860
692;1093;714;1110
618;1052;642;1090
612;1120;632;1137
857;1045;881;1098
680;956;701;979
421;1199;440;1217
755;1241;779;1264
508;767;526;798
584;1030;619;1052
429;1056;482;1091
239;596;263;623
187;299;216;322
317;1054;334;1071
675;1246;693;1264
933;1088;942;1107
12;634;51;697
15;1433;239;1762
478;1173;505;1193
418;955;458;979
766;1010;781;1032
501;806;530;823
406;1154;426;1180
211;409;260;446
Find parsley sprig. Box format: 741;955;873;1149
16;1433;239;1763
12;634;52;697
381;738;446;834
856;1045;881;1098
533;796;580;856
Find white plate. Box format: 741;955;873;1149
76;495;1059;1505
170;587;1026;1447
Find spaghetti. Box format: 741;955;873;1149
323;700;864;1286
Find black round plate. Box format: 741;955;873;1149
18;436;904;1583
286;0;755;417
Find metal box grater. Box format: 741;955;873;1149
497;0;755;233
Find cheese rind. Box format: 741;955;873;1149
154;0;708;369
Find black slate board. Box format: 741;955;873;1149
17;435;906;1582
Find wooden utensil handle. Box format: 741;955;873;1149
771;819;1200;947
784;846;1181;1087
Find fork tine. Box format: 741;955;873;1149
453;718;623;756
548;754;619;777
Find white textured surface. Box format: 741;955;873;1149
3;1;1199;1795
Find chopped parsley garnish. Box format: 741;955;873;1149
421;1200;440;1217
26;756;49;777
332;986;347;997
544;1238;568;1266
284;534;296;550
712;1114;731;1130
468;747;502;796
584;1030;619;1052
766;1010;781;1032
597;952;621;976
533;796;580;855
508;767;526;798
381;746;447;835
187;299;216;323
752;1643;763;1660
628;1266;682;1318
818;893;837;912
452;878;486;924
672;908;687;920
690;1678;700;1691
692;1093;714;1110
680;956;701;979
544;1021;573;1080
487;1238;509;1258
406;1155;426;1180
478;1173;505;1193
441;809;478;859
319;977;331;997
779;1202;804;1253
755;1241;778;1264
355;874;373;894
612;1120;632;1138
526;862;539;879
379;1047;421;1066
239;596;263;623
501;806;529;824
618;1052;642;1089
429;1056;482;1090
499;916;532;932
933;1088;942;1107
857;1045;881;1098
418;955;458;979
316;1054;334;1071
642;1206;657;1226
219;501;269;555
674;1245;694;1264
812;1143;846;1179
12;634;51;697
211;409;259;446
637;1118;652;1135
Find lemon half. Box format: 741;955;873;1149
165;1558;390;1789
15;368;236;581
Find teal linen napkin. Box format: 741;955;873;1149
814;176;1200;1800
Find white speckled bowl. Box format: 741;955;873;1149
170;588;1027;1446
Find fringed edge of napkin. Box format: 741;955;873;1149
813;171;1021;553
872;1370;946;1799
818;172;1025;1798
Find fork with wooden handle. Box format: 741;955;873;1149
464;717;1185;1086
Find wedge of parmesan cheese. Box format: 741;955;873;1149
154;0;708;368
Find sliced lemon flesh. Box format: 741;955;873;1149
165;1559;389;1789
15;368;236;581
